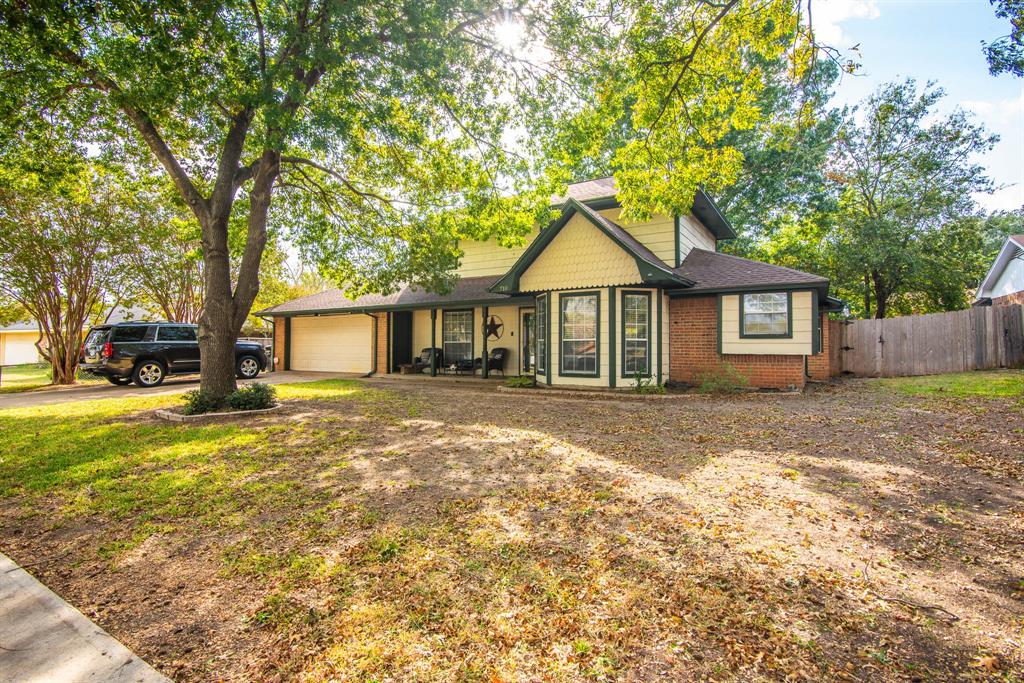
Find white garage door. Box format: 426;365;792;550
290;315;372;373
1;333;40;365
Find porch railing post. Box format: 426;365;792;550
430;308;438;376
481;306;489;379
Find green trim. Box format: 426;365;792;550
716;294;723;355
490;198;693;294
668;283;827;297
481;306;489;379
608;287;616;388
534;294;547;376
442;308;475;369
430;308;437;376
558;290;601;378
545;291;552;385
657;290;663;385
385;311;392;374
738;291;793;339
811;296;821;355
619;289;652;379
673;215;681;267
283;318;291;371
263;295;534;318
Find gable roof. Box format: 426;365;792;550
552;177;736;240
672;248;829;295
976;235;1024;300
489;198;694;294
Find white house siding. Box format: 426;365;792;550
991;254;1024;298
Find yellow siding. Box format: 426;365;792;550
475;304;522;376
720;291;814;355
598;209;675;263
678;213;716;257
412;308;436;357
598;209;716;265
455;228;539;278
520;214;641;292
549;288;610;388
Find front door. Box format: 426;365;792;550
520;309;535;374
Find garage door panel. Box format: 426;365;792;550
290;316;371;373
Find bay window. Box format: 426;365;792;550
622;291;650;376
560;292;598;376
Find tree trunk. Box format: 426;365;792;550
196;149;279;401
871;271;888;319
863;274;872;318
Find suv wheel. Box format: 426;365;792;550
105;376;132;386
236;355;261;379
132;360;166;387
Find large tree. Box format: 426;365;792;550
824;80;996;318
2;0;823;399
0;164;129;383
984;0;1024;77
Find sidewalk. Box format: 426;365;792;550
0;553;168;683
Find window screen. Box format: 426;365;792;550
742;293;789;336
536;295;547;373
623;292;649;375
560;293;598;375
442;310;473;363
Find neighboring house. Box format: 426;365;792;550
0;321;42;366
975;235;1024;307
258;177;842;390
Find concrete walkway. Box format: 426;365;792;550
0;553;168;683
0;371;358;410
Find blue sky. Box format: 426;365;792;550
818;0;1023;212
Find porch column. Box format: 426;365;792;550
609;287;616;388
481;306;489;379
430;308;438;376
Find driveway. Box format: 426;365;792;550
0;371;359;410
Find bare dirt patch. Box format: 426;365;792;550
1;378;1021;681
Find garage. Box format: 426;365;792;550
0;330;41;365
289;314;372;373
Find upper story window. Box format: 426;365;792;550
741;293;790;337
560;293;598;376
157;326;197;342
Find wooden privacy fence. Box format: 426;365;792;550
836;304;1024;377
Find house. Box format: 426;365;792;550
258;177;842;390
975;235;1024;307
0;321;42;366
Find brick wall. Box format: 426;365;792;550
371;313;389;374
992;290;1024;307
272;316;286;371
806;311;833;381
669;295;831;390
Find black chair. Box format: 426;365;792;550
474;347;508;377
404;347;442;374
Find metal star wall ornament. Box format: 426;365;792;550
485;315;504;340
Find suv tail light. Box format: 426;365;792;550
102;342;113;359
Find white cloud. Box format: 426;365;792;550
811;0;880;47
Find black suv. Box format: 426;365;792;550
80;322;267;387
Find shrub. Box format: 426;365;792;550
631;371;666;394
696;363;750;394
181;389;221;415
225;382;277;411
505;376;534;388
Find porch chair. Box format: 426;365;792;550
474;347;509;377
402;347;442;374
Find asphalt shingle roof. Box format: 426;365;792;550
257;276;527;315
675;249;828;292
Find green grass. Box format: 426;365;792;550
0;362;103;393
0;379;375;525
874;369;1024;398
